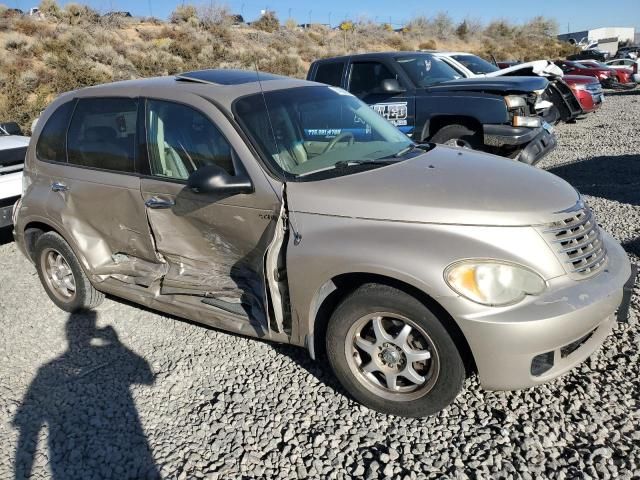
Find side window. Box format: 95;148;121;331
145;99;234;180
314;62;345;87
35;100;75;162
348;62;396;97
67;98;137;172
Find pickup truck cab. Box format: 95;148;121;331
307;52;557;165
0;122;29;228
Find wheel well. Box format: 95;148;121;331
312;273;477;375
23;222;55;261
424;116;483;142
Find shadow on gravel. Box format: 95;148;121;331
0;226;13;245
12;311;159;479
547;153;640;206
604;88;640;97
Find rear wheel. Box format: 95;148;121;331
326;283;465;417
34;232;104;312
430;124;483;150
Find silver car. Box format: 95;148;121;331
13;70;631;417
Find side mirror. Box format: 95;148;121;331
187;164;253;195
379;78;406;94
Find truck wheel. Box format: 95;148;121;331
431;124;483;150
34;232;104;312
326;283;465;417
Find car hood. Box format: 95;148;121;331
563;75;600;85
0;135;30;149
484;60;564;79
287;146;578;227
424;76;549;94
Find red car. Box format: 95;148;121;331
579;59;635;84
562;75;603;113
554;60;616;87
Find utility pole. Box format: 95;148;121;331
308;10;312;26
328;12;332;28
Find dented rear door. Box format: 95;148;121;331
38;95;164;285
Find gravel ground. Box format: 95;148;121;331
1;90;639;480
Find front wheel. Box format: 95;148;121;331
430;124;483;150
326;284;465;417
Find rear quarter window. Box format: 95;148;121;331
35;100;76;163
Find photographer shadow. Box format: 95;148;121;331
12;311;159;480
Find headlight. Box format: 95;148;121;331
571;83;587;91
504;95;527;109
512;115;542;127
533;89;546;96
444;260;546;306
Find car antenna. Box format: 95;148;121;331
252;60;302;245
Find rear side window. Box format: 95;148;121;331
36;100;75;162
314;62;345;87
67;98;137;173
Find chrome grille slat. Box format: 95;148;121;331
551;223;596;242
565;246;605;263
539;205;607;278
557;232;601;253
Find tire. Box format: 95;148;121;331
34;231;104;312
326;283;465;417
430;124;483;150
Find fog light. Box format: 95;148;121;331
530;351;554;376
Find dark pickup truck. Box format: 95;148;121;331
307;52;557;165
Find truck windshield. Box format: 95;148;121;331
395;54;462;87
233;86;414;179
451;54;499;74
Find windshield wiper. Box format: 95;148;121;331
298;159;396;178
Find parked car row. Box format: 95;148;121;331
6;60;632;419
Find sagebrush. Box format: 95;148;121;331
0;2;577;132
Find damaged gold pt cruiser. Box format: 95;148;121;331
13;70;632;417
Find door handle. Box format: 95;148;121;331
145;197;175;209
51;182;68;192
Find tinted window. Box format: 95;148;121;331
67;98;137;172
146;99;233;180
349;62;397;96
395;54;461;87
451;54;499;74
314;62;345;87
36;100;75;162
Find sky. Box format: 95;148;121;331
8;0;640;33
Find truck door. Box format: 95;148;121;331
346;60;416;138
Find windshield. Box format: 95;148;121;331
395;54;462;87
451;54;499;74
233;86;413;179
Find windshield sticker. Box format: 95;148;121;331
328;86;353;96
371;102;408;126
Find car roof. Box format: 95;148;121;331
57;69;322;111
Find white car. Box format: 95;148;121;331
606;59;640;83
429;52;580;124
0;122;29;228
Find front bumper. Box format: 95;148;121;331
439;234;632;391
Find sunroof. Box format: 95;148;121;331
176;69;283;85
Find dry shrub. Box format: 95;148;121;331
253;11;279;33
386;35;413;51
418;39;437;50
14;17;40;36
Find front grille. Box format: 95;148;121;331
540;207;607;277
